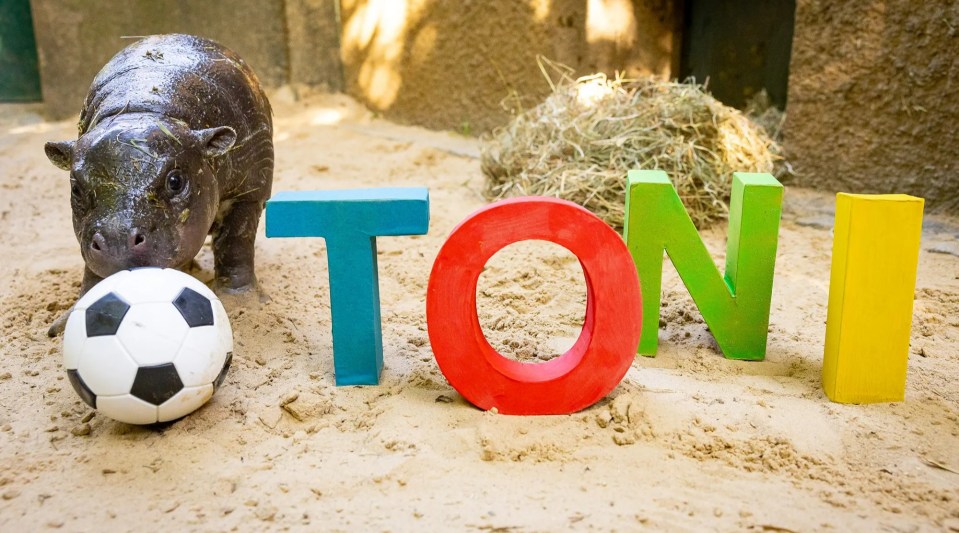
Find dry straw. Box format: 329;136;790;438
481;60;782;228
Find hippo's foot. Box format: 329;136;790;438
211;268;261;296
211;199;267;304
211;272;256;294
48;308;73;337
213;277;270;311
215;287;270;312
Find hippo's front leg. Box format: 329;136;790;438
48;266;104;337
211;199;264;294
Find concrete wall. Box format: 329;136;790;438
285;0;344;88
30;0;342;119
339;0;680;132
30;1;680;130
785;0;959;213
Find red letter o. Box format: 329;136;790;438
426;197;643;415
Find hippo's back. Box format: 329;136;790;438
79;34;272;142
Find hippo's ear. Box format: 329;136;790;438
194;126;237;158
44;141;76;171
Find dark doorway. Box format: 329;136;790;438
679;0;795;110
0;0;42;102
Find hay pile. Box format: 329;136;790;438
481;69;782;228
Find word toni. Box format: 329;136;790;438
265;171;923;414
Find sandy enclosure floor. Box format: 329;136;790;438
1;92;958;532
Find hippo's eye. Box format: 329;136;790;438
166;170;185;194
69;175;83;200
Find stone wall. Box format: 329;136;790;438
785;0;959;213
30;0;342;119
339;0;680;132
30;1;681;131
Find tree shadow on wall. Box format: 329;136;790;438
340;0;678;133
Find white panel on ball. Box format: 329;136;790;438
212;300;234;353
62;313;87;370
158;384;214;422
77;336;139;396
174;326;225;387
113;267;187;305
97;394;158;425
116;303;189;366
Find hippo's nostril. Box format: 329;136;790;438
128;228;147;250
91;233;105;252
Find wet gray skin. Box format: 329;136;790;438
44;34;274;336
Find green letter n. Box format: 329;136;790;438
624;170;783;360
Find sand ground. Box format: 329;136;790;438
1;91;958;532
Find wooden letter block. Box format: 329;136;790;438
624;170;783;360
822;193;924;403
427;197;642;415
265;188;430;386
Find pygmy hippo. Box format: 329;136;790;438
45;34;273;336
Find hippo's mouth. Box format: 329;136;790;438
84;246;181;280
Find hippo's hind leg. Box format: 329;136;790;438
211;199;265;294
48;266;104;337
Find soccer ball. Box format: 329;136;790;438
62;268;233;424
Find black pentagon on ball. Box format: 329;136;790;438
131;363;184;405
66;369;97;409
213;352;233;391
85;292;130;337
173;287;214;327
